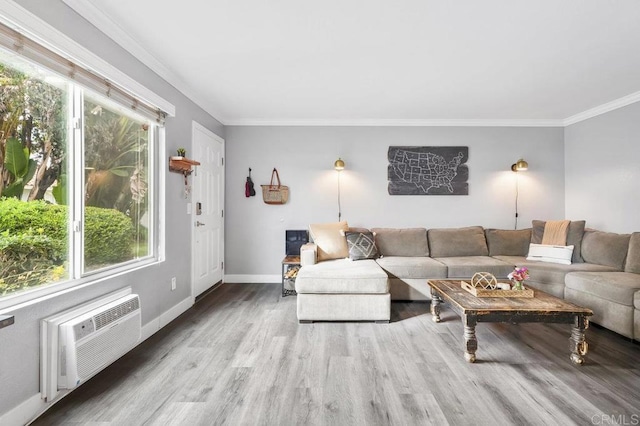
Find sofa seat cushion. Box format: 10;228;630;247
296;259;388;294
493;255;621;298
565;272;640;306
494;255;620;284
434;256;514;278
635;291;640;310
375;256;447;279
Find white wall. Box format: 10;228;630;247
565;102;640;233
225;126;565;277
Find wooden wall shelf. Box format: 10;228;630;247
169;156;200;175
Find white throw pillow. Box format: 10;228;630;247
526;243;574;265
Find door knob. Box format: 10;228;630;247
196;221;205;227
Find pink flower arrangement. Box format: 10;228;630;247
508;267;530;282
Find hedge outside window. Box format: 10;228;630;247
0;48;156;299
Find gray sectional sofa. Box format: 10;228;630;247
295;225;640;342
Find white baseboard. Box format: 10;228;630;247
160;296;193;328
140;317;160;343
224;274;280;283
140;295;193;342
1;393;43;426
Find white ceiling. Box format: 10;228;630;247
64;0;640;126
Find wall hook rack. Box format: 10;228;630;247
169;156;201;198
169;156;200;176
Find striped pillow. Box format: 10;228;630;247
526;244;574;265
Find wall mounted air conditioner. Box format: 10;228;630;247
41;289;141;401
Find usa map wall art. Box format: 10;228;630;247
387;146;469;195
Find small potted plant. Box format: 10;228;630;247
176;147;186;158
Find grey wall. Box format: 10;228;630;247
565;102;640;233
225;126;565;276
0;0;224;417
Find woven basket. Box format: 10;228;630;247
261;168;289;205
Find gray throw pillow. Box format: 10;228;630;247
345;232;379;261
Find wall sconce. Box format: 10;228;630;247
334;158;345;221
511;158;529;229
511;158;528;172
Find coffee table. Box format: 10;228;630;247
427;279;593;365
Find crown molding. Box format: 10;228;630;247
225;118;565;127
0;0;175;116
61;0;225;123
563;90;640;126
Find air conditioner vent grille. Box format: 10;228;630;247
76;314;140;380
93;297;140;331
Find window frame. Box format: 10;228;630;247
0;2;171;311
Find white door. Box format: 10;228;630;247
191;122;224;297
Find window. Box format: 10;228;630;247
0;22;164;302
82;94;153;273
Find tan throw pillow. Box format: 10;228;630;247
309;221;349;261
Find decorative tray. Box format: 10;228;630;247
461;281;534;298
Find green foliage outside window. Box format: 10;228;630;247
0;64;66;200
84;206;135;265
0;230;65;296
0;198;135;295
0;197;67;240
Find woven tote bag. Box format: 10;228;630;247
261;168;289;204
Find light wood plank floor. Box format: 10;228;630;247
34;283;640;426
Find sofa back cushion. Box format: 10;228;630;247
309;221;349;261
581;230;630;270
531;220;586;263
428;226;488;257
485;228;531;256
371;228;429;257
625;232;640;274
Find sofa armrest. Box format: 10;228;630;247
300;243;317;266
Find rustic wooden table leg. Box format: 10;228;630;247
430;289;443;323
570;314;589;365
463;314;478;363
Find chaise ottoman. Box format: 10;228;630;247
295;258;390;323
